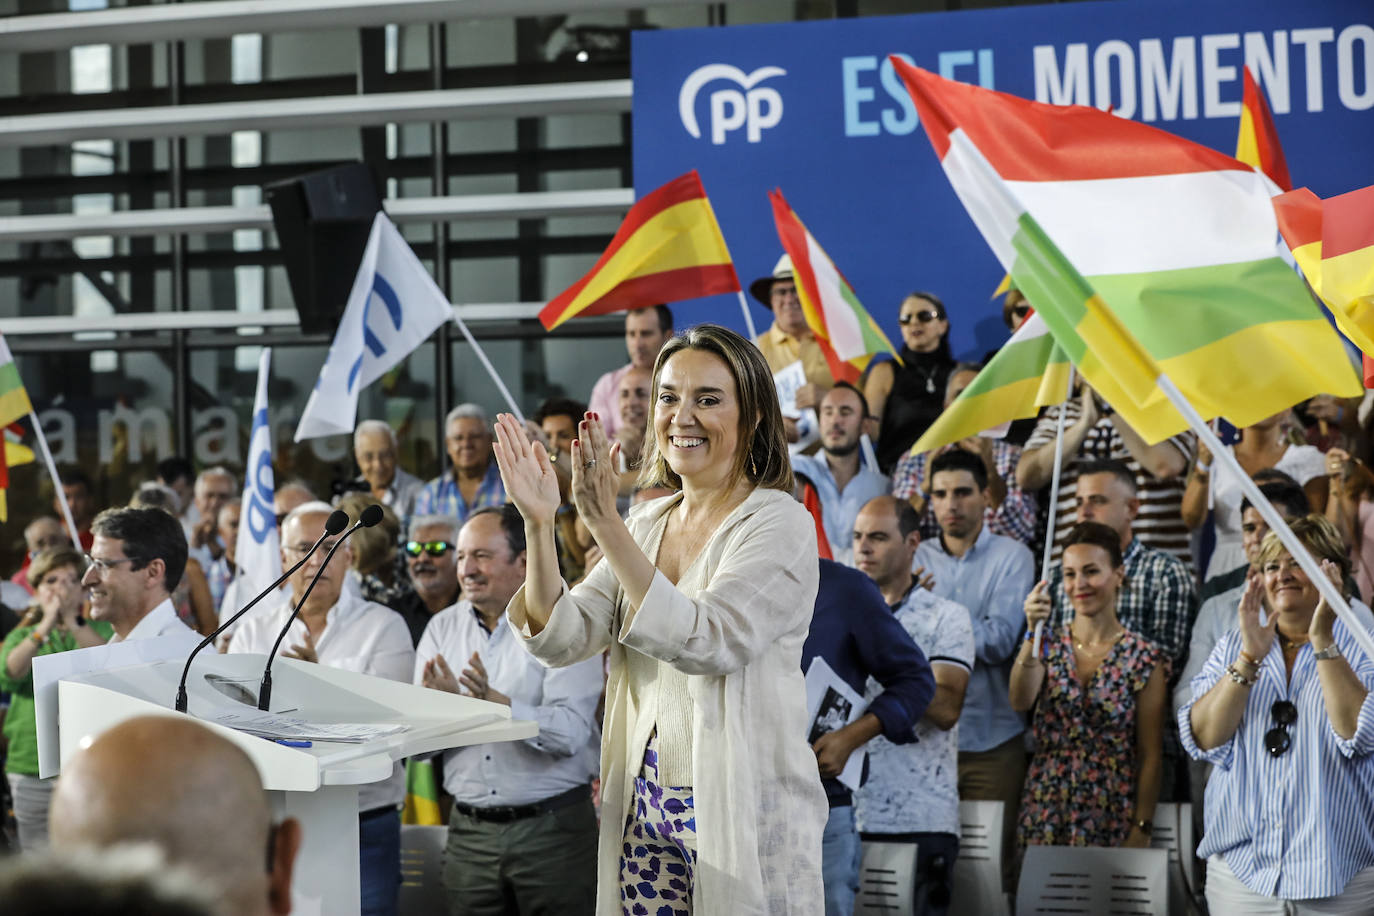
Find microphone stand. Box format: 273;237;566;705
175;509;348;714
256;507;380;711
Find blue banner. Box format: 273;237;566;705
632;0;1374;360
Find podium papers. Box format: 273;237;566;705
40;648;535;915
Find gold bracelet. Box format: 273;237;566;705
1237;649;1262;668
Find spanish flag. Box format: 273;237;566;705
1235;66;1291;192
1274;184;1374;386
538;171;740;330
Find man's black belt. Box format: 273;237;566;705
453;784;590;824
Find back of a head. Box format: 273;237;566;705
50;716;278;916
0;844;222;916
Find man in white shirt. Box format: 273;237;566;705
81;507;202;651
792;383;890;565
353;419;424;526
853;496;974;915
415;505;601;916
229;502;415;916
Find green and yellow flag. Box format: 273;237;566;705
401;758;441;826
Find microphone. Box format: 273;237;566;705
256;504;384;711
175;509;348;713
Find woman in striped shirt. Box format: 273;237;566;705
1180;515;1374;911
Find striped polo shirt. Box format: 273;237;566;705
1026;401;1195;567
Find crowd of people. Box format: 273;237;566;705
1;264;1374;916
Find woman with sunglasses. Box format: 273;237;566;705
1010;522;1166;854
493;324;825;914
1181;514;1374;911
864;292;956;473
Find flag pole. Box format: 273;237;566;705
735;290;759;341
1156;374;1374;662
28;410;80;546
450;309;525;424
1032;368;1075;657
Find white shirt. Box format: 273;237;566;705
228;590;415;812
857;586;974;837
108;598;202;653
414;600;601;807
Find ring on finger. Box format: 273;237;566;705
584;459;597;469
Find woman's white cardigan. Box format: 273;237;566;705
507;487;826;915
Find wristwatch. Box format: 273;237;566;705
1312;643;1342;661
1135;819;1153;835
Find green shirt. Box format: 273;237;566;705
0;620;113;776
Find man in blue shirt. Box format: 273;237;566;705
802;558;934;916
414;404;507;523
915;448;1034;890
792;384;890;566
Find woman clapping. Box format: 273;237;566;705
1181;514;1374;911
492;324;826;915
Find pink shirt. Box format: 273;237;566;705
588;363;630;438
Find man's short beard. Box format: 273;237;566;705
825;438;860;458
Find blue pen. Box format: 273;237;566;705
275;739;313;748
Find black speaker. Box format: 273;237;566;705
266;163;383;335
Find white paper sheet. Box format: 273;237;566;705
804;655;867;792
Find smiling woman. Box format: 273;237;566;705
492;324;826;915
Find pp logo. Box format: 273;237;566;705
678;64;786;145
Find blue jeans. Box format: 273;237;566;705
822;804;861;916
359;807;401;916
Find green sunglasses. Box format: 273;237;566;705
404;540;454;558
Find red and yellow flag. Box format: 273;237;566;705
538;171;740;330
768;190;899;385
1235;66;1291;192
1274;184;1374;386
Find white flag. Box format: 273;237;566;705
236;348;282;603
295;212;454;440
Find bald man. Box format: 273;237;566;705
49;715;300;916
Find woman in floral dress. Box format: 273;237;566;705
1009;521;1168;850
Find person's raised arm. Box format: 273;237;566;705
1179;441;1212;530
1016;393;1097;491
863;361;896;438
1309;559;1371;741
1188;577;1269;750
1325;449;1359;547
1109;410;1189;480
568;414;657;610
492;412;576;635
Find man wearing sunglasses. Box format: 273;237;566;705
405;516;462;622
82;507;201;651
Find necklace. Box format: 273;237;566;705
1278;631;1309;652
908;361;938;394
1073;628;1123;653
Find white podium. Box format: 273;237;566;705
49;650;536;916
